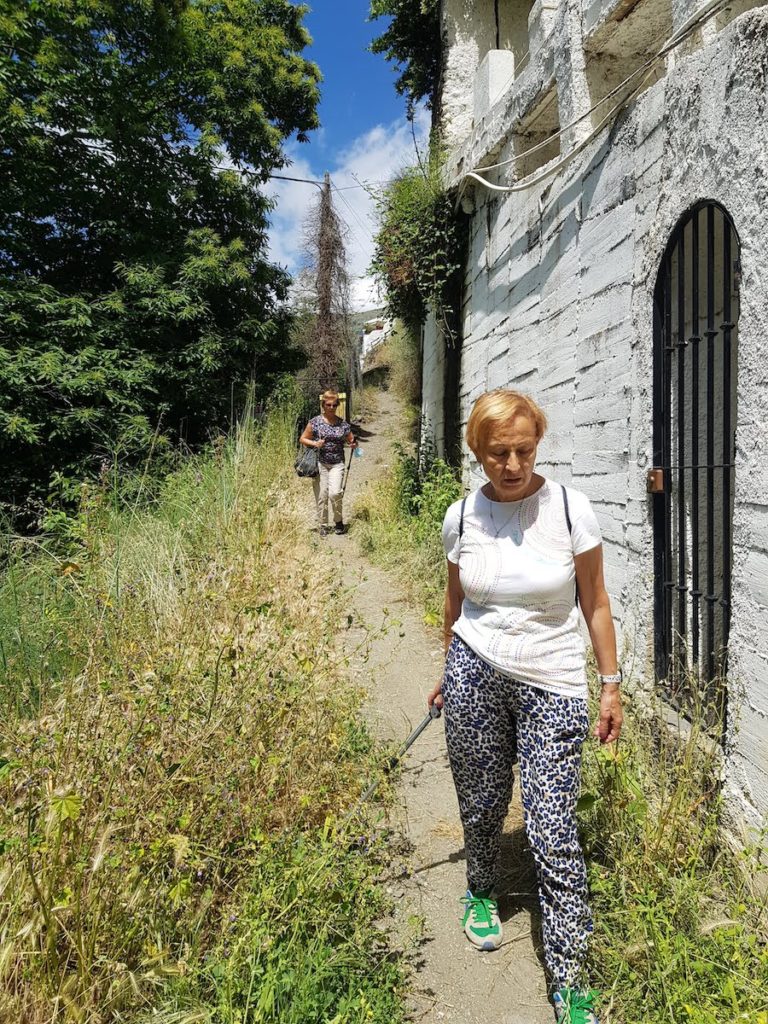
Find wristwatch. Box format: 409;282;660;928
598;669;622;686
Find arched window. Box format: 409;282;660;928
651;202;740;727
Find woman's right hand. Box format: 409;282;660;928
427;680;444;711
316;438;325;448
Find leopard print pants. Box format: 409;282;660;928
442;635;592;987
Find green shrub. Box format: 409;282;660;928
355;443;461;624
371;154;464;345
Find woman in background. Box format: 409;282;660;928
300;389;356;535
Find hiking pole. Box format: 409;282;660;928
340;444;355;499
344;704;442;825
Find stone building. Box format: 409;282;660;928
422;0;768;828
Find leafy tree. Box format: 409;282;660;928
369;0;440;116
0;0;320;513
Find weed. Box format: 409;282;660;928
0;393;406;1022
580;689;768;1023
158;828;404;1023
354;385;381;425
354;443;460;624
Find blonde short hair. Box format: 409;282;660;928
320;389;340;404
466;389;548;460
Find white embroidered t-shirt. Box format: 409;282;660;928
441;479;602;697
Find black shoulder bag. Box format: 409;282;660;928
294;445;319;478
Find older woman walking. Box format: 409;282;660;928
299;389;357;535
428;389;622;1024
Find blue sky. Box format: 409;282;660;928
266;1;429;310
304;1;404;160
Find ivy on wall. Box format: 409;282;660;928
371;150;466;346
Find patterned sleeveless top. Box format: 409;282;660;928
309;415;351;465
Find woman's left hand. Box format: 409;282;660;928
593;684;623;744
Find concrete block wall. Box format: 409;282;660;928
425;0;768;829
441;0;496;147
474;50;517;122
421;314;446;454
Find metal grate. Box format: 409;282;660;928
650;202;740;725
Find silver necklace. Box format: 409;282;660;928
488;497;524;542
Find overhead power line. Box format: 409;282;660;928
213;166;390;191
267;173;391;191
269;173;324;187
331;184;376;252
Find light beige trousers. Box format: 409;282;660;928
312;461;345;527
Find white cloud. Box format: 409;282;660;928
266;107;430;312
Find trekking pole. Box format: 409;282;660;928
340;444;355;499
344;704;442;824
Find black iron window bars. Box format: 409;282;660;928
651;202;740;727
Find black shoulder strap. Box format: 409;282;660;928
561;485;579;607
561;484;573;535
458;496;468;539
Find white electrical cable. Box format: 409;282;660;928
471;57;652;174
462;0;740;194
462;64;658;195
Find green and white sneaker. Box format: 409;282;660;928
552;988;600;1024
460;889;502;950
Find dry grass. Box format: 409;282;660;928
353;384;381;424
353;443;460;625
0;398;404;1023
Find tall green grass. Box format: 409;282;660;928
383;324;420;433
354;444;461;625
0;391;406;1023
581;694;768;1023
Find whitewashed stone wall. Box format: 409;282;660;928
440;0;495;146
421;313;447;452
426;0;768;829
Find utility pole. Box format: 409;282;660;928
315;172;335;387
302;170;350;392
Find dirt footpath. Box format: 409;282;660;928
321;400;554;1024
